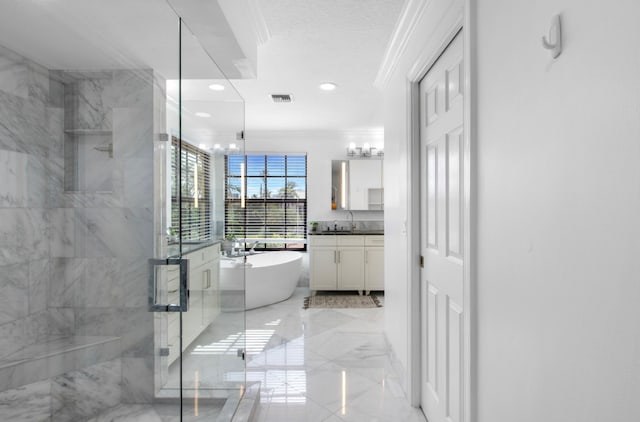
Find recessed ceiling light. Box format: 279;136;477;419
208;84;225;91
195;112;211;118
319;82;337;91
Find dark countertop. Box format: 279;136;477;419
308;231;384;236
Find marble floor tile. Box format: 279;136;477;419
148;287;423;422
243;288;426;422
256;399;334;422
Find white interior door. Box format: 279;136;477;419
419;30;464;422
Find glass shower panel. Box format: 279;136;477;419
171;18;247;417
0;0;184;420
0;2;245;421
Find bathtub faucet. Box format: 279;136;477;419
248;240;262;253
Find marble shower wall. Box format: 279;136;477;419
0;44;62;359
0;42;163;412
51;68;159;403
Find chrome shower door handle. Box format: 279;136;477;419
148;258;188;312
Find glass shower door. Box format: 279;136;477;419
150;17;247;420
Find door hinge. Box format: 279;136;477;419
237;130;245;140
420;255;424;268
159;347;170;357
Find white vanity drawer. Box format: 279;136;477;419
365;235;384;246
167;276;180;295
167;290;180;305
309;236;336;247
337;235;365;246
187;244;220;269
310;235;366;247
166;265;180;280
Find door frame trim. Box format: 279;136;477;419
405;1;476;420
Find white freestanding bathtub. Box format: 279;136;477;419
220;251;303;310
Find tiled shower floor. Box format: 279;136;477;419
88;402;221;421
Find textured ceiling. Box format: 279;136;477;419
233;0;404;131
0;0;404;134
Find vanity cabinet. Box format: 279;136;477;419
337;244;366;291
309;235;365;293
309;235;383;295
308;242;340;291
167;243;220;365
364;235;384;294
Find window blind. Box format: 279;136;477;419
171;137;211;241
225;154;307;251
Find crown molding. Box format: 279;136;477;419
374;0;430;90
245;128;384;142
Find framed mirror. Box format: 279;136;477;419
331;159;383;210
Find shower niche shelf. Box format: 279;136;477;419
64;128;114;192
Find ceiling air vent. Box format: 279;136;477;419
270;94;293;103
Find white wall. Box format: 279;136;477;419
379;0;465;393
244;130;385;223
475;1;640;420
382;0;640;419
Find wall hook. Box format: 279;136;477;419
541;14;562;59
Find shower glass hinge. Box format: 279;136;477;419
237;348;246;360
159;347;170;357
420;255;424;268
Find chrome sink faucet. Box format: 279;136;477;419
347;210;355;231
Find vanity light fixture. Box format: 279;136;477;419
319;82;337;91
340;161;347;209
240;162;246;209
208;83;225;91
194;155;199;209
347;143;384;158
195;112;211;118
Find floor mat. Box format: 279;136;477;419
303;293;382;309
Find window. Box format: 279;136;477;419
225;154;307;251
171;138;211;241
